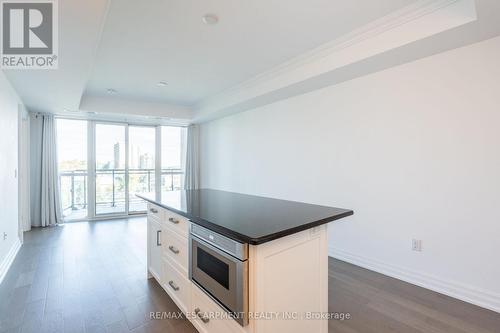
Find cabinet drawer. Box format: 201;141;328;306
164;210;189;237
147;203;164;220
162;257;190;314
163;229;188;275
191;284;241;333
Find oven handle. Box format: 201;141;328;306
190;224;248;261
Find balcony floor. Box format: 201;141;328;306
63;202;147;221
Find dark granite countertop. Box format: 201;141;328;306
137;189;353;245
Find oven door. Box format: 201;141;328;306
189;234;248;323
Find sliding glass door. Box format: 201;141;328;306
56;118;186;221
57;119;88;221
161;126;185;191
95;123;127;216
128;126;156;213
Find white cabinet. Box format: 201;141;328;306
147;203;164;220
147;203;192;317
163;227;189;275
147;203;328;333
163;209;189;237
190;283;241;333
161;224;191;315
162;257;190;313
148;215;163;282
249;226;328;333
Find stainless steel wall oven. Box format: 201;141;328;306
189;224;249;326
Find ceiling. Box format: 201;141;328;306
3;0;500;123
85;0;417;106
3;0;108;114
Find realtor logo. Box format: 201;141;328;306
1;0;58;69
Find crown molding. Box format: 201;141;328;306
207;0;460;97
194;0;476;122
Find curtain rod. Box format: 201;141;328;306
29;111;194;128
53;114;191;128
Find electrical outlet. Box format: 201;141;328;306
412;239;422;252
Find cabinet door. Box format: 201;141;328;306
148;217;163;282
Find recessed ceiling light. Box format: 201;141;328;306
202;14;218;25
107;88;117;94
157;81;168;87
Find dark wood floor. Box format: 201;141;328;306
1;218;499;333
0;218;196;333
328;258;500;333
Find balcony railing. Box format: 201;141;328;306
59;168;183;218
59;169;88;212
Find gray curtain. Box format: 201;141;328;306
30;113;62;227
184;124;200;190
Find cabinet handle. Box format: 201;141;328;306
168;245;179;254
168;280;179;291
150;208;158;214
168;217;179;224
194;308;210;324
156;230;161;246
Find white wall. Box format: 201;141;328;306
200;36;500;312
0;71;21;281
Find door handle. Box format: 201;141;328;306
194;308;210;323
168;245;179;254
168;280;179;291
156;230;161;246
168;217;179;224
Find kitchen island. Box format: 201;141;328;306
138;189;353;333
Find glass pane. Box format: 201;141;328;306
95;124;126;215
161;173;182;192
161;126;186;192
57;119;88;221
128;126;156;212
198;247;230;289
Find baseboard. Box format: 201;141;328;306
329;246;500;314
0;238;22;285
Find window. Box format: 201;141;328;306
95;123;126;215
56;119;186;221
57;119;88;220
161;126;186;192
128;126;156;212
